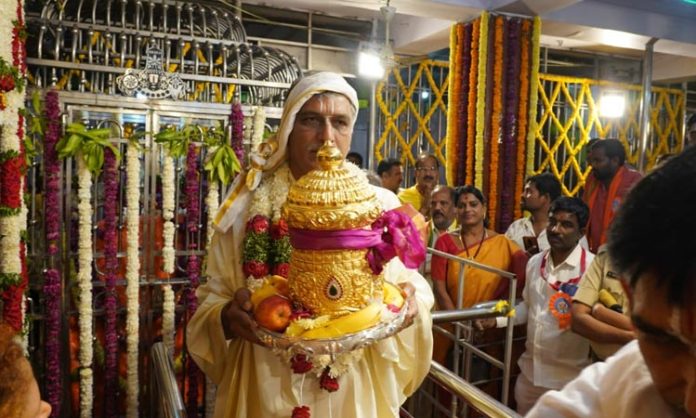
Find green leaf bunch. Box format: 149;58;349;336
56;123;120;175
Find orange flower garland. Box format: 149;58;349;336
487;16;504;230
465;19;480;186
514;20;532;219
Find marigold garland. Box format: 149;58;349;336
487;16;504;230
473;12;489;190
445;23;459;186
465;19;480;186
514;20;532;219
526;17;542;176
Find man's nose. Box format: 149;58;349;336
320;119;335;143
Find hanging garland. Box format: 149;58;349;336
445;12;538;227
465;19;480;186
125;140;140;418
473;12;489;190
526;17;542;176
445;24;460;186
44;88;62;418
185;143;202;417
455;23;472;186
56;122;117;417
76;155;94;418
160;130;177;366
251;106;267;152
487;16;504;229
0;0;27;338
514;20;532;219
230;102;245;163
103;147;119;418
499;19;522;230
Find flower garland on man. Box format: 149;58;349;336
187;72;434;418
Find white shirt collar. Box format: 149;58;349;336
547;242;584;270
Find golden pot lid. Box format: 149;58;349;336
282;141;382;230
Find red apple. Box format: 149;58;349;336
254;295;292;332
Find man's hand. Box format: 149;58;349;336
398;282;419;328
474;317;497;331
221;288;262;344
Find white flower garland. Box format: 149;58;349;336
246;164;291;223
205;180;219;245
76;156;94;418
0;1;12;65
251;107;266;152
161;284;175;356
243;113;253;145
125;142;141;417
161;154;176;274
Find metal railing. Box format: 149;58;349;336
150;342;186;418
428;361;521;418
428;247;518;417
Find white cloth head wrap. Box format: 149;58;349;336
214;72;359;233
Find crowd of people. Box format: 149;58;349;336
187;72;694;417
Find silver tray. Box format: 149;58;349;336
255;305;408;357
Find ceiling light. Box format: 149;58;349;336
358;48;385;80
598;91;626;118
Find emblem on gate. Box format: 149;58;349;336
116;46;187;100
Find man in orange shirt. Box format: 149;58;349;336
582;139;641;253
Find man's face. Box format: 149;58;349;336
521;181;545;212
415;156;439;189
456;193;486;227
431;189;456;231
688;124;696;147
287;94;354;178
546;210;584;252
587;147;619;181
381;165;403;194
632;272;696;418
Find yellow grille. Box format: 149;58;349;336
533;74;684;196
377;63;684;197
376;60;449;167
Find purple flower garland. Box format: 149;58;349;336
499;19;522;231
456;23;472;186
184;143;202;416
43;89;62;418
103;148;119;417
230;103;245;163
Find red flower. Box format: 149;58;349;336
272;219;289;239
289;306;311;321
290;354;313;374
291;405;311;418
319;368;340;393
247;215;270;234
242;260;269;278
272;262;290;278
0;75;15;92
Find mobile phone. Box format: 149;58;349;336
522;236;540;255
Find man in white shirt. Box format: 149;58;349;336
527;146;696;418
505;173;561;254
479;196;594;414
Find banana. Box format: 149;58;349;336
383;282;404;309
300;303;383;340
250;276;289;307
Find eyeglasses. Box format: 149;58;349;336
416;166;438;172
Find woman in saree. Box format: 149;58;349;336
431;185;527;365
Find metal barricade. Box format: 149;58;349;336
427;247;518;417
150;342;186;418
